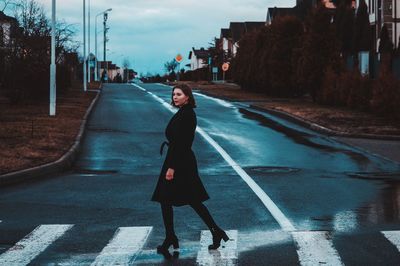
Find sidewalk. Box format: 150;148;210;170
175;81;400;165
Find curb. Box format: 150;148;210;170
0;89;102;187
193;89;400;141
249;105;400;141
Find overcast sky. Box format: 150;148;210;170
16;0;296;75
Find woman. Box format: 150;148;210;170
151;84;229;252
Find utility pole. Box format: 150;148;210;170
395;0;398;48
49;0;56;116
95;8;111;82
88;0;91;83
103;12;108;82
83;0;87;91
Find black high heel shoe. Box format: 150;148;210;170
208;228;229;250
157;235;179;251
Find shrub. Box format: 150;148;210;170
296;5;340;102
370;67;400;119
320;67;371;110
345;71;371;110
268;16;304;96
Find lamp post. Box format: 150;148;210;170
88;0;91;83
95;8;112;81
49;0;56;116
83;0;87;91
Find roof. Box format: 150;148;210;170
229;22;246;43
189;47;210;59
224;21;265;44
99;61;117;69
266;7;298;23
0;11;17;23
220;28;231;39
244;22;265;33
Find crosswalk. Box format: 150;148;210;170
0;224;73;265
91;227;152;266
0;224;400;265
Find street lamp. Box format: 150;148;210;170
49;0;56;116
95;8;112;81
83;0;87;91
87;0;91;83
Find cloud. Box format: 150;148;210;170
27;0;296;74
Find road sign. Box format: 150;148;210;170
175;54;183;63
222;62;229;72
212;67;218;74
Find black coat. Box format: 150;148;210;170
151;104;209;206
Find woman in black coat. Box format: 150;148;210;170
151;84;229;252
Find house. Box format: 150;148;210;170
126;69;137;81
366;0;400;51
188;47;210;71
268;0;358;24
221;21;265;58
266;7;298;25
229;22;246;57
99;61;118;81
220;28;232;61
0;11;18;49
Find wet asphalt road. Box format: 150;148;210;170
1;83;400;265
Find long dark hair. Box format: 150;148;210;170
171;84;197;108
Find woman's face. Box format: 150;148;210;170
173;88;189;107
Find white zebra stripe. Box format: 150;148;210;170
0;224;73;266
382;231;400;252
292;231;343;266
91;226;152;266
131;84;344;266
196;230;238;266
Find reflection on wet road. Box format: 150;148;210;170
1;83;400;265
145;83;400;232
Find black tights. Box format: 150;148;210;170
161;202;218;238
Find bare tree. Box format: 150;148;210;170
2;0;79;102
55;20;79;63
0;0;19;12
164;59;178;74
122;58;130;69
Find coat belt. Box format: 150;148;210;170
160;141;169;155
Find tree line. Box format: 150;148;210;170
0;0;79;103
230;0;400;119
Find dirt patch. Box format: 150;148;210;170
173;81;400;136
0;88;98;175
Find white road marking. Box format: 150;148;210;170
91;226;152;266
193;92;235;108
381;231;400;252
131;84;344;266
195;126;295;232
196;230;238;266
131;83;294;231
0;224;73;266
156;83;172;88
292;231;343;266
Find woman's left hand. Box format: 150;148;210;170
166;168;175;181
